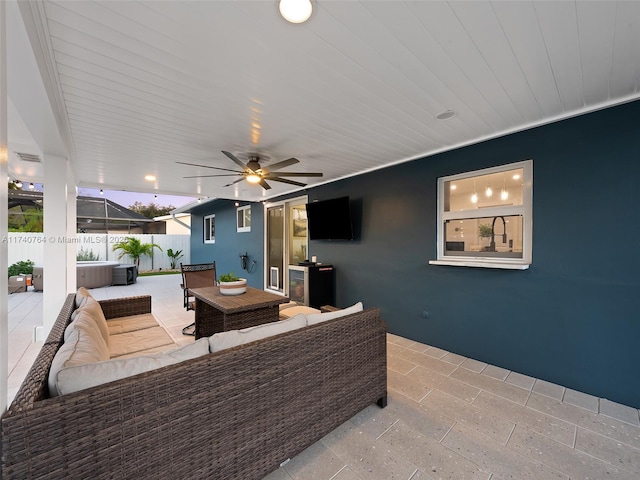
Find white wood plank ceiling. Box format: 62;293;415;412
10;1;640;202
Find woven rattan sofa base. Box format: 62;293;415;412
1;294;387;479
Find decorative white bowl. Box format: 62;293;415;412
219;279;247;295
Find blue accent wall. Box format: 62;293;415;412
190;199;265;289
190;100;640;407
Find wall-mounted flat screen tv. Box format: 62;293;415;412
306;196;354;240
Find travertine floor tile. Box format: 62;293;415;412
531;379;565;401
384;391;455;442
441;352;467;366
471;391;576;447
388;354;419;375
450;367;529;405
481;365;510;381
321;421;418;480
420;389;515;444
600;398;640;426
507;424;629;479
526;392;640;450
388;343;457;377
378;419;490;480
282;441;347;480
504;371;535;391
575;427;640;475
563;388;599;413
406;364;480;403
424;346;448;359
441;423;568;479
460;358;487;373
388;368;432;402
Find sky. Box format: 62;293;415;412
77;187;197;210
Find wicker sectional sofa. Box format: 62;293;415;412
1;292;387;479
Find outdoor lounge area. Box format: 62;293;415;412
6;275;640;479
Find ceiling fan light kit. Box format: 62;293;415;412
179;151;323;191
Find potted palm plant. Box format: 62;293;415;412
218;272;247;295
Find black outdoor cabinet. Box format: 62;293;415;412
288;264;335;308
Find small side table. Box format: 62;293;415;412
112;264;138;285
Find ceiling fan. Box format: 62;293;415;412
177;151;323;190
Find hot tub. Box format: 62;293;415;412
32;261;121;290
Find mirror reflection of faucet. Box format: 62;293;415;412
489;216;507;252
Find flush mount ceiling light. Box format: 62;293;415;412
144;174;156;182
279;0;313;23
436;110;456;120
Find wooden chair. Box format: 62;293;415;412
180;262;216;335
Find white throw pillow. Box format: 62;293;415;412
54;338;210;396
306;302;363;326
209;314;307;353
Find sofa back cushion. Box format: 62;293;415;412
306;302;363;326
53;338;210;396
209;313;307;353
75;287;94;308
70;297;110;346
48;309;110;396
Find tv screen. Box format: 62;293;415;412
306;196;354;240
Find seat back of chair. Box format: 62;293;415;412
181;262;217;290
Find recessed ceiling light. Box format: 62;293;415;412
279;0;313;24
436;110;456;120
145;174;156;182
512;174;521;180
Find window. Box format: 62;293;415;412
204;214;215;243
430;160;533;270
237;205;251;232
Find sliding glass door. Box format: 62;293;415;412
265;196;308;295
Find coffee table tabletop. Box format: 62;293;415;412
189;286;289;313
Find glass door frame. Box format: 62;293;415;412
263;195;308;296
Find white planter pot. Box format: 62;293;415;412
219;279;247;295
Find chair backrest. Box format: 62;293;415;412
181;262;217;290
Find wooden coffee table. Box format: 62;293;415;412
189;286;289;339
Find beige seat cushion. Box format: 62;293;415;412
109;326;176;358
55;338;210;396
279;305;321;318
107;313;159;335
209;313;306;353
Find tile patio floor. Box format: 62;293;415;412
6;275;640;479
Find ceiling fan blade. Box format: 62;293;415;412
176;161;242;174
267;177;307;187
221;150;248;170
264;171;323;178
263;157;299;172
183;174;243;179
259;179;272;190
224;178;247;187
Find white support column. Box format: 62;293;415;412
42;154;69;336
0;0;9;413
66;170;77;293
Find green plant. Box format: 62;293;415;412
8;259;34;278
76;247;101;261
219;272;240;282
112;237;162;269
166;248;184;269
478;224;493;238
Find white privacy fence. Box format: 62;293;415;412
6;233;190;271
